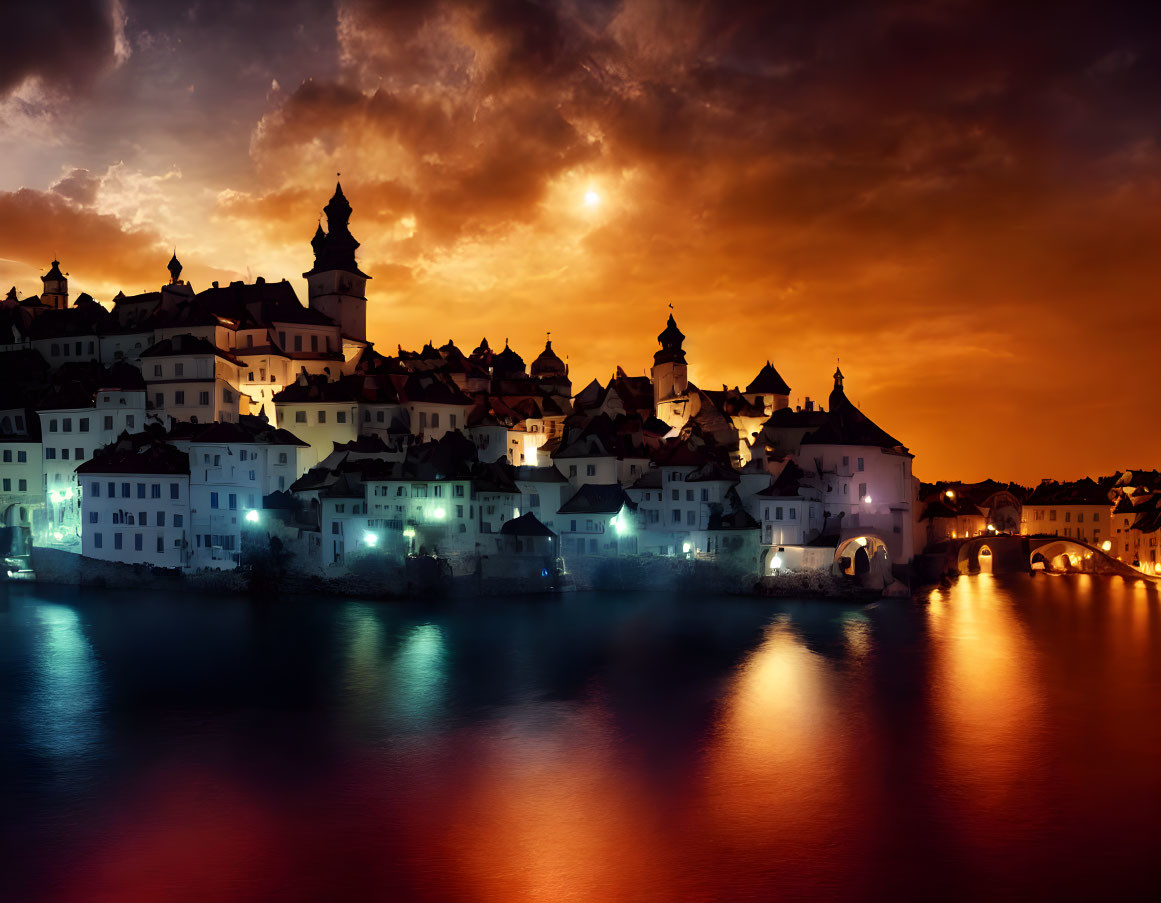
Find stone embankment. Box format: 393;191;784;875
26;548;899;601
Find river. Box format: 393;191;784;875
1;574;1159;902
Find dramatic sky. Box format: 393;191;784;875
2;0;1158;482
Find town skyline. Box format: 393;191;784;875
3;1;1159;484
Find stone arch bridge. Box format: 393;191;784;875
957;534;1155;581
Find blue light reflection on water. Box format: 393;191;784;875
0;575;1159;902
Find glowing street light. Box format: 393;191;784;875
682;542;691;555
770;555;783;570
433;507;446;520
363;531;378;547
1101;540;1112;552
403;528;416;539
863;496;872;504
244;509;260;524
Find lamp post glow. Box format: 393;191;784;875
245;509;260;524
433;507;446;521
1101;540;1112;552
770;555;783;570
363;531;378;547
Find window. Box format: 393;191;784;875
1065;511;1071;523
568;465;577;478
431;413;440;429
49;419;58;432
63;418;72;433
450;414;458;430
126;415;135;429
210;492;219;509
433;485;444;498
104;416;113;430
1049;510;1057;521
337;411;346;424
1077;513;1085;523
157;511;165;527
155;392;164;407
45;448;56;459
701;489;708;502
18;479;26;491
1;479;8;491
199;391;210;406
139;512;147;526
223;390;234;404
857;457;864;472
134;533;143;551
279;331;287;347
18;450;26;463
62;448;70;460
420;412;428;429
789;508;797;520
842;455;849;469
137;483;146;498
122;482;130;497
295;411;306;423
376;411;385;423
114;533;123;550
89;482;100;498
311;335;318;351
75;448;83;460
686;510;695;525
175;390;185;405
170;483;180;499
318;410;326;423
228;493;237;510
79;418;89;432
92;532;103;549
586;464;596;477
294;335;303;351
859;483;867;500
151;484;161;498
686;490;694;501
671;489;679;501
157;537;165;553
174;514;183;527
453;484;465;498
1;450;8;463
153;365;162;377
672;510;681;522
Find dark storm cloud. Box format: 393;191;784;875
0;0;118;95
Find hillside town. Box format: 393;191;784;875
1;185;1158;589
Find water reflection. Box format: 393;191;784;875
24;602;102;760
2;579;1160;902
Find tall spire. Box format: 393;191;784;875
167;249;183;284
654;313;686;365
829;361;847;411
306;180;366;277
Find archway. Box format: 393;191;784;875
835;535;889;577
978;544;993;574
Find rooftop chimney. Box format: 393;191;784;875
805;398;813;412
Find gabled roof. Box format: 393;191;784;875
140;334;242;364
501;512;557;537
745;361;791;396
77;437;189;476
558;483;635;515
1025;478;1111;507
801;376;907;452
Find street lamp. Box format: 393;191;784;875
363;531;378;547
244;509;260;524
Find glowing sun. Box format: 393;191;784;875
584;189;600;207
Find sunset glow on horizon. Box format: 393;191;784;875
2;0;1158;483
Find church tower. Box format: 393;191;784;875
41;259;68;310
304;182;370;341
651;313;691;430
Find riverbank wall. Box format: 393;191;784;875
24;547;888;601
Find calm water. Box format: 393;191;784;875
1;576;1159;902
